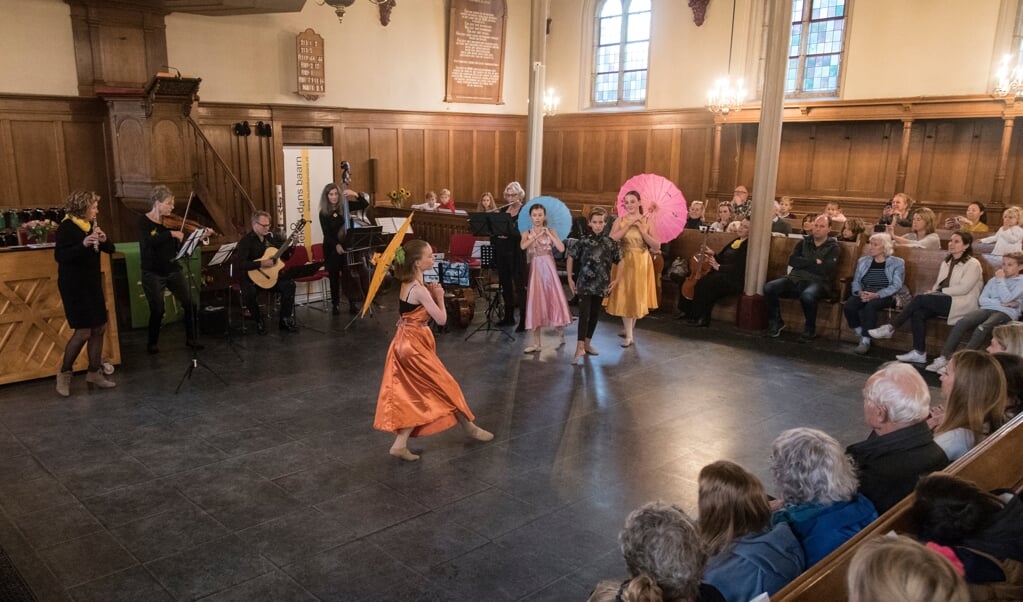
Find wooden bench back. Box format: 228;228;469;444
774;413;1023;601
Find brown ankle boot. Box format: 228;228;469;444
56;371;72;397
86;369;115;389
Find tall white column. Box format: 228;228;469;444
525;0;549;199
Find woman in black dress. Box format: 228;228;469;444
682;218;750;327
55;190;116;396
493;181;527;331
319;183;371;315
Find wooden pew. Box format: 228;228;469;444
774;412;1023;601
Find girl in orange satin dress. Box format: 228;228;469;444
373;240;494;461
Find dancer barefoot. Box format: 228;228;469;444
373;240;493;461
566;207;621;364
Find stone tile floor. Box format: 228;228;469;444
0;300;931;601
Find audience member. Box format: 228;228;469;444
844;233;905;355
837;218;866;243
847;535;970;602
770;201;792;235
588;501;726;602
770;428;878;566
846;362;949;513
777;196;795;219
979;206;1023;255
476;191;498;212
698;461;805;602
682;219;750;328
730;185;751;221
800;213;814;235
436;188;456;212
926;251;1023;373
992;352;1023;418
411;191;439;211
765;215;841;341
891;207;940;249
708;202;733;233
912;474;1023;587
686;200;706;230
944;201;989;233
824;201;847;225
988;321;1023;355
879;192;914;227
868;232;982;364
931;350;1007;462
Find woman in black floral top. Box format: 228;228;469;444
567;207;622;365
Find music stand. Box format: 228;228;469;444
174;229;227;393
342;227;386;330
207;242;243;360
469;212;515;237
465;244;513;342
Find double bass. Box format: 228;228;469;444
680;228;713;301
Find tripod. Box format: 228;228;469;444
465;243;513;342
174;228;227;393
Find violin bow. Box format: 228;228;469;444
179;191;196;233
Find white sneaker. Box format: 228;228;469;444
868;324;895;339
896;349;927;364
925;356;949;373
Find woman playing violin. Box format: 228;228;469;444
682;218;750;327
139;185;204;354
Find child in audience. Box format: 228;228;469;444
931;349;1007;461
709;202;733;233
846;535;969;602
838;218;866;243
476;191;498;212
699;461;805;602
567;207;621;364
926;252;1023;373
988;321;1023;355
911;474;1023;588
520;203;572;353
777;196;795;219
411;191;439;211
980;206;1023;255
825;201;847;225
686;200;706;230
437;188;456;212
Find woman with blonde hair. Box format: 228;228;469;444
698;461;804;601
980;205;1023;255
880;192;914;227
988;321;1023;356
931;349;1007;461
847;535;969;602
54;190;116;396
373;239;493;461
770;428;878;566
892;207;940;249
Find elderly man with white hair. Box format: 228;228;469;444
846;362;949;513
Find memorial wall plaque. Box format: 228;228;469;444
296;28;325;101
445;0;507;104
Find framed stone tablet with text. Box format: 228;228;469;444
445;0;507;104
296;28;325;101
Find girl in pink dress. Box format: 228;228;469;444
520;204;573;353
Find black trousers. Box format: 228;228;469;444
141;270;196;345
688;272;742;321
242;278;296;324
577;294;603;341
494;241;526;323
892;293;951;352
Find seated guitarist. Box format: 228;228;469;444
237;211;298;334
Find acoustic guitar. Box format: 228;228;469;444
248;218;307;289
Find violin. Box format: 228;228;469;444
161;191;219;242
681;229;713;301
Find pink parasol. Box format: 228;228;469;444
617;174;688;243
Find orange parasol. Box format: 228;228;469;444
361;214;414;318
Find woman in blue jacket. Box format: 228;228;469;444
699;460;805;602
770;428;878;566
843;233;905;355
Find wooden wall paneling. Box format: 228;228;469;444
0;120;17;203
343;126;371;193
62;120;111;205
715;124;741;195
426;129;450;192
677;127;709;203
98;26;149;85
497;129;519;192
451;130;474;202
561;130;583;192
602;130;625;193
475;130;497;197
1007;121;1023;207
775;124;813;193
152;118;187;181
580;128;605;193
540;129;561;191
737;124;758;192
902;123;927;196
9;121;63;206
397;128;422;198
625;129;648;181
963;119;1002;203
648;128;673;179
843;121;895;195
809;123;851;193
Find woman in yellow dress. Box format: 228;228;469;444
605;190;659;347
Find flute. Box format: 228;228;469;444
91;218;100;252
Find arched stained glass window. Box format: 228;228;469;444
786;0;848;97
592;0;651;106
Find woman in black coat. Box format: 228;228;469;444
683;218;750;327
318;183;370;314
54;190;116;396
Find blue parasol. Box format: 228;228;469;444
518;196;573;240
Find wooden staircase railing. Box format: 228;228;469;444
185;116;257;239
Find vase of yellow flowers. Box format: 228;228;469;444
22;219;56;245
387;188;411;208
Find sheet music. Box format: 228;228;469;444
208;242;237;267
377;217;414;235
472;240;489;259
